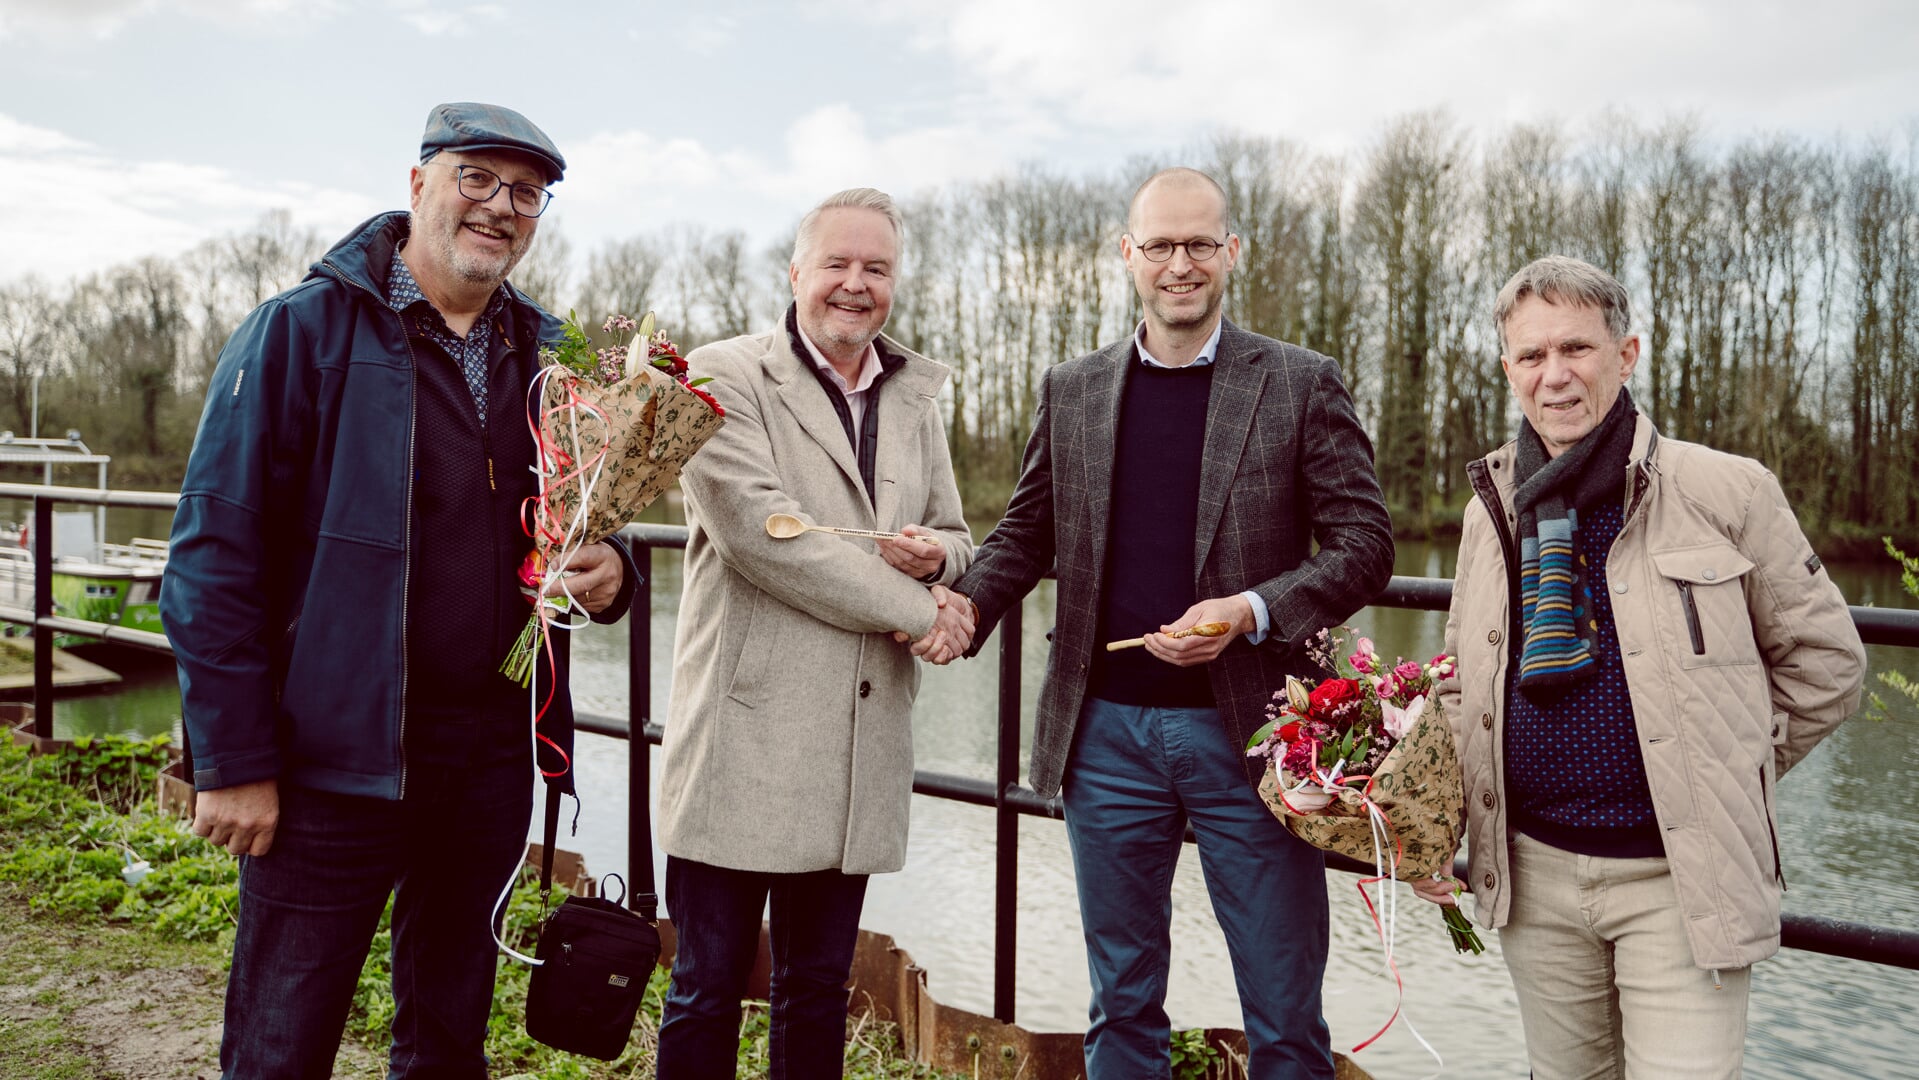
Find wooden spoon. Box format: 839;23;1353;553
1105;621;1233;652
765;512;903;542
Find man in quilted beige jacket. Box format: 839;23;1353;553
1414;255;1866;1079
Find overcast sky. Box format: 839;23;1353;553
2;0;1913;285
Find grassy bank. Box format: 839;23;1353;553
0;736;953;1079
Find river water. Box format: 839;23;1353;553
54;513;1919;1078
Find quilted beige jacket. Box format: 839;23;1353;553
661;326;973;876
1440;416;1865;969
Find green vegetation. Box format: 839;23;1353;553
0;640;30;679
1870;537;1919;719
0;736;959;1078
1169;1026;1223;1079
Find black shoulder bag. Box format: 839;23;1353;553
525;785;663;1060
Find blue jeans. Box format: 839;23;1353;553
219;754;533;1080
1063;698;1333;1080
657;856;869;1080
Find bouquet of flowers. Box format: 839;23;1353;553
1245;628;1481;954
501;312;726;689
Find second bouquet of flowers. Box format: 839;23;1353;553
1246;628;1481;955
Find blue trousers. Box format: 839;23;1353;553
657;856;869;1080
219;755;533;1080
1063;698;1333;1080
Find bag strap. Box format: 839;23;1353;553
540;779;659;923
633;777;659;922
540;782;562;897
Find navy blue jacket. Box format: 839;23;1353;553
161;211;632;799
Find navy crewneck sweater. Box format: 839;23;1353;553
1089;358;1216;707
1504;496;1664;858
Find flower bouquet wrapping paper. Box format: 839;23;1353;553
502;313;725;689
1255;690;1464;882
1246;628;1484;962
531;345;727;558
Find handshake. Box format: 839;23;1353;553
874;525;973;665
892;585;975;665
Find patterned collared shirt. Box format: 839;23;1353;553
387;248;510;423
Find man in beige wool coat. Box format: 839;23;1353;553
656;187;975;1078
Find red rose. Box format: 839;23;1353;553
1278;721;1302;743
1307;678;1362;715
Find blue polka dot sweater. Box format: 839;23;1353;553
1504;497;1665;859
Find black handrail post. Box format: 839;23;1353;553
993;601;1023;1023
628;543;654;908
32;495;52;739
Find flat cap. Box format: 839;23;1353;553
419;102;565;184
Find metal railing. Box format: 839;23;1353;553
6;490;1919;1029
612;523;1919;1025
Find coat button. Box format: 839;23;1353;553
1487;629;1501;645
859;681;871;698
1483;872;1496;889
1703;569;1717;581
1615;583;1629;594
1481;712;1493;730
1481;791;1495;809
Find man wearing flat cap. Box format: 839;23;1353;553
162;102;637;1078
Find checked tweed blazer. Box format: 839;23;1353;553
954;319;1394;798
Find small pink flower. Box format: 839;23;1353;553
1349;651;1375;674
1375;674;1401;699
1395;660;1423;682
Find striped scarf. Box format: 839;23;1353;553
1513;390;1636;694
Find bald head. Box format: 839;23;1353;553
1127;168;1233;236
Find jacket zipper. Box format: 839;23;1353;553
399;329;417;799
1468;459;1523;657
1676;581;1706;654
1467;458;1519;896
325;258;412;798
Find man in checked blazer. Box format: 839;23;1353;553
948;168;1393;1079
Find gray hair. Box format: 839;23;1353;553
792;187;903;265
1494;255;1631;351
1127;167;1235;236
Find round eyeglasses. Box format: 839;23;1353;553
432;163;555;219
1128;234;1227;263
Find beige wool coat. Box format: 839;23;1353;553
1441;416;1865;969
660;322;973;876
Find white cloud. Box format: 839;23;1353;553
880;0;1919;156
396;2;506;37
0;114;87;154
1;112;378;282
0;0;337;40
682;12;740;56
555;103;1028;248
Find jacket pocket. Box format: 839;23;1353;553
1759;761;1785;889
1650;544;1758;670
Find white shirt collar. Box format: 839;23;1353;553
1134;319;1224;369
796;322;883;393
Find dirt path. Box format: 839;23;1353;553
0;903;380;1079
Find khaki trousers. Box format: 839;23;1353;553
1499;832;1751;1080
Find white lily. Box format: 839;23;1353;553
624;311;656;380
1382;693;1427;740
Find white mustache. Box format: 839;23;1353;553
827;292;874;311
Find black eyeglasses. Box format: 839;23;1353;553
1128;234;1227;263
431;163;555;218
